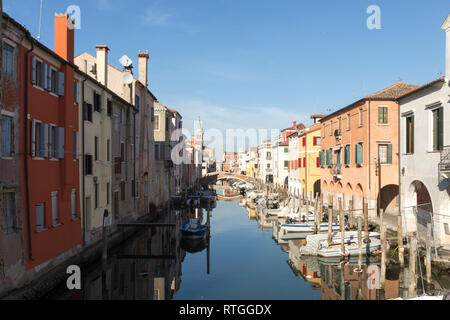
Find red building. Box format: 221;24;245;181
20;14;81;269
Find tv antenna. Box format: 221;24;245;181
37;0;43;40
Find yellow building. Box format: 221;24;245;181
298;119;323;199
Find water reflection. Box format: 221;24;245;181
46;194;448;300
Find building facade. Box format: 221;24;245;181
319;82;418;217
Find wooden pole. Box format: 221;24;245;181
408;235;417;297
380;225;386;287
328;200;333;243
363;203;369;243
349;200;354;229
314;193;319;234
339;198;345;255
426;223;432;284
398;215;404;267
358;215;363;267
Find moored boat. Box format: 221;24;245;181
180;218;208;240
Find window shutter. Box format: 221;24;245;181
74;82;79;104
73;131;77;160
43;124;49;157
39;123;46;157
35;203;44;231
303;157;306;168
1;117;11;157
316;157;320;168
31;56;37;85
411;117;414;154
55;127;65;159
40;63;46;88
56;72;65;96
31;120;36;157
387;144;392;164
46;66;52;91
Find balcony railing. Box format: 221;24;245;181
331;164;342;178
439;146;450;183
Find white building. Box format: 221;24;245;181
288;132;301;195
275;139;290;187
397;14;450;247
258;141;274;183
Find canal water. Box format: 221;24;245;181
45;198;449;300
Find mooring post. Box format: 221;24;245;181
328;200;333;243
408;234;417;297
426;223;432;284
363;203;370;244
349;200;354;229
398;215;404;267
314;193;319;234
339;198;345;255
381;225;387;287
358;215;363;267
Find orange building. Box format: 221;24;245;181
319;82;418;218
19;14;81;269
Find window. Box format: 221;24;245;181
71;189;77;220
107;139;110;162
85;154;93;175
155;143;161;159
107;99;112;117
355;143;363;166
35;60;43;87
359;109;363;126
1;115;14;157
84;103;93;122
51;191;59;226
284;147;288;153
432;107;444;151
154;114;160;131
330;121;333;136
338;117;342;134
31;120;49;158
73;131;77;160
35;203;45;232
378;144;392;164
344;145;351;166
267;152;271;157
313;136;321;146
74;81;79;104
319;150;324;168
2;43;14;78
2;192;17;235
267;163;270;169
151;105;154;122
106;183;110;205
347;113;351;131
50;68;57;94
406;116;414;154
378;106;388;124
94;182;99;208
284;160;289;168
48;125;55;158
135;95;140;111
121;181;126;201
94;136;99;161
94;92;101;112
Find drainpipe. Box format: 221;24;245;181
398;98;402;227
81;77;87;246
24;36;34;261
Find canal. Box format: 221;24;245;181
45;197;449;300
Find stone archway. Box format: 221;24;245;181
313;179;321;197
354;184;364;215
405;180;433;229
344;183;353;211
378;184;399;216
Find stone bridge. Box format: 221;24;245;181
200;172;257;186
216;194;244;202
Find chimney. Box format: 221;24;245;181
441;14;450;79
96;45;109;86
293;121;297;129
138;51;149;87
54;13;75;63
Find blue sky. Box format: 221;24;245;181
4;0;450;156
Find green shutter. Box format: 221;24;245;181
356;143;363;166
433;109;438;151
387;144;392;164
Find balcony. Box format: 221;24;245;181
331;164;342;180
439;146;450;185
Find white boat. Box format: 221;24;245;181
267;206;289;217
299;231;380;256
317;238;381;257
281;222;341;233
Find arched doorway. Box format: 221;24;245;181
378;184;399;216
344;183;353;211
313;179;321;197
354;184;364;215
406;181;433;227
